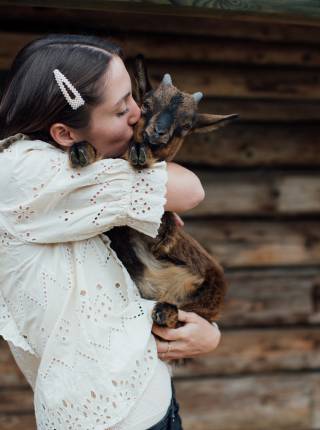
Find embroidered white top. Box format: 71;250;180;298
0;134;172;429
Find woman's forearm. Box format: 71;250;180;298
164;162;205;213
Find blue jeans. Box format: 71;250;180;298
147;380;183;430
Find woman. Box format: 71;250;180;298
0;33;221;429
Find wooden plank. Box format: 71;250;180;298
189;170;320;217
2;31;320;69
123;36;320;68
174;326;320;377
199;98;320;122
0;389;33;414
0;415;35;430
0;340;28;387
184;220;320;268
1;0;320;25
223;269;320;327
144;62;320;101
177;123;320;167
174;374;320;430
2;52;320;102
2;6;320;44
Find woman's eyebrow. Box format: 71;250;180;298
113;91;131;109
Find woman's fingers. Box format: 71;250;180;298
152;323;183;341
177;309;198;323
155;338;186;361
173;212;184;227
153;310;222;360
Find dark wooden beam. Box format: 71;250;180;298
0;0;320;25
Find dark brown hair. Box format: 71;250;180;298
0;33;122;143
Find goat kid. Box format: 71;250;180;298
70;56;238;330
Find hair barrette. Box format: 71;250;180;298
53;68;85;110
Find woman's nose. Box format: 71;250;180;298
128;99;141;126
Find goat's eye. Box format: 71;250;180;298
141;101;151;112
182;124;191;131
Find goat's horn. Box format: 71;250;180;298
162;74;172;85
192;92;203;103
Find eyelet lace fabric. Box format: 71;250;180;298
0;136;170;429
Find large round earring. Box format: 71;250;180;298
69;141;96;168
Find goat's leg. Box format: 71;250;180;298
151;264;226;328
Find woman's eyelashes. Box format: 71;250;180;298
116;107;129;117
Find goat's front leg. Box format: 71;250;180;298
127;141;154;168
151;212;178;258
152;302;179;328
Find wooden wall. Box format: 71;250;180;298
0;5;320;429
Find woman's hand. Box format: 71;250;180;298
152;310;221;361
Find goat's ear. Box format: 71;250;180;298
132;54;152;105
192;113;239;134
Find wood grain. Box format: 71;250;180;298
223;269;320;327
174;326;320;376
146;63;320;101
0;415;36;430
185;220;320;268
174;374;320;430
2;30;320;68
2;5;320;43
189;170;320;216
177;123;320;167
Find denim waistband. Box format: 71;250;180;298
147;380;183;430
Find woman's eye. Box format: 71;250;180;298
117;107;129;117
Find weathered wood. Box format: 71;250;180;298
184;220;320;268
0;341;27;387
2;52;320;102
200;98;320;122
1;0;320;25
2;6;320;44
174;374;320;430
177;123;320;167
0;415;35;430
174;326;320;377
0;389;33;414
223;269;320;327
145;62;320;101
189;170;320;217
2;30;320;68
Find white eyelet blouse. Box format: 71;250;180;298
0;134;172;430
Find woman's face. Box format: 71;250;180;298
76;56;141;158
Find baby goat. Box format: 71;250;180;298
105;56;238;329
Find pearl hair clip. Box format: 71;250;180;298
53;68;85;110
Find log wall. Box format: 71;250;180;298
0;4;319;429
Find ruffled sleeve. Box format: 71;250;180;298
0;139;168;243
0;293;36;355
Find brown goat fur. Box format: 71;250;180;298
67;56;238;330
105;56;239;330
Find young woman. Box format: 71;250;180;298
0;34;221;429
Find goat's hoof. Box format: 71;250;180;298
70;141;96;167
152;302;179;328
129;145;139;165
138;145;147;166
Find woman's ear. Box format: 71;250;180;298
49;123;78;147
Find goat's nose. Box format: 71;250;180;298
155;112;171;136
155;124;166;136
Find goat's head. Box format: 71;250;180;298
129;55;239;167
